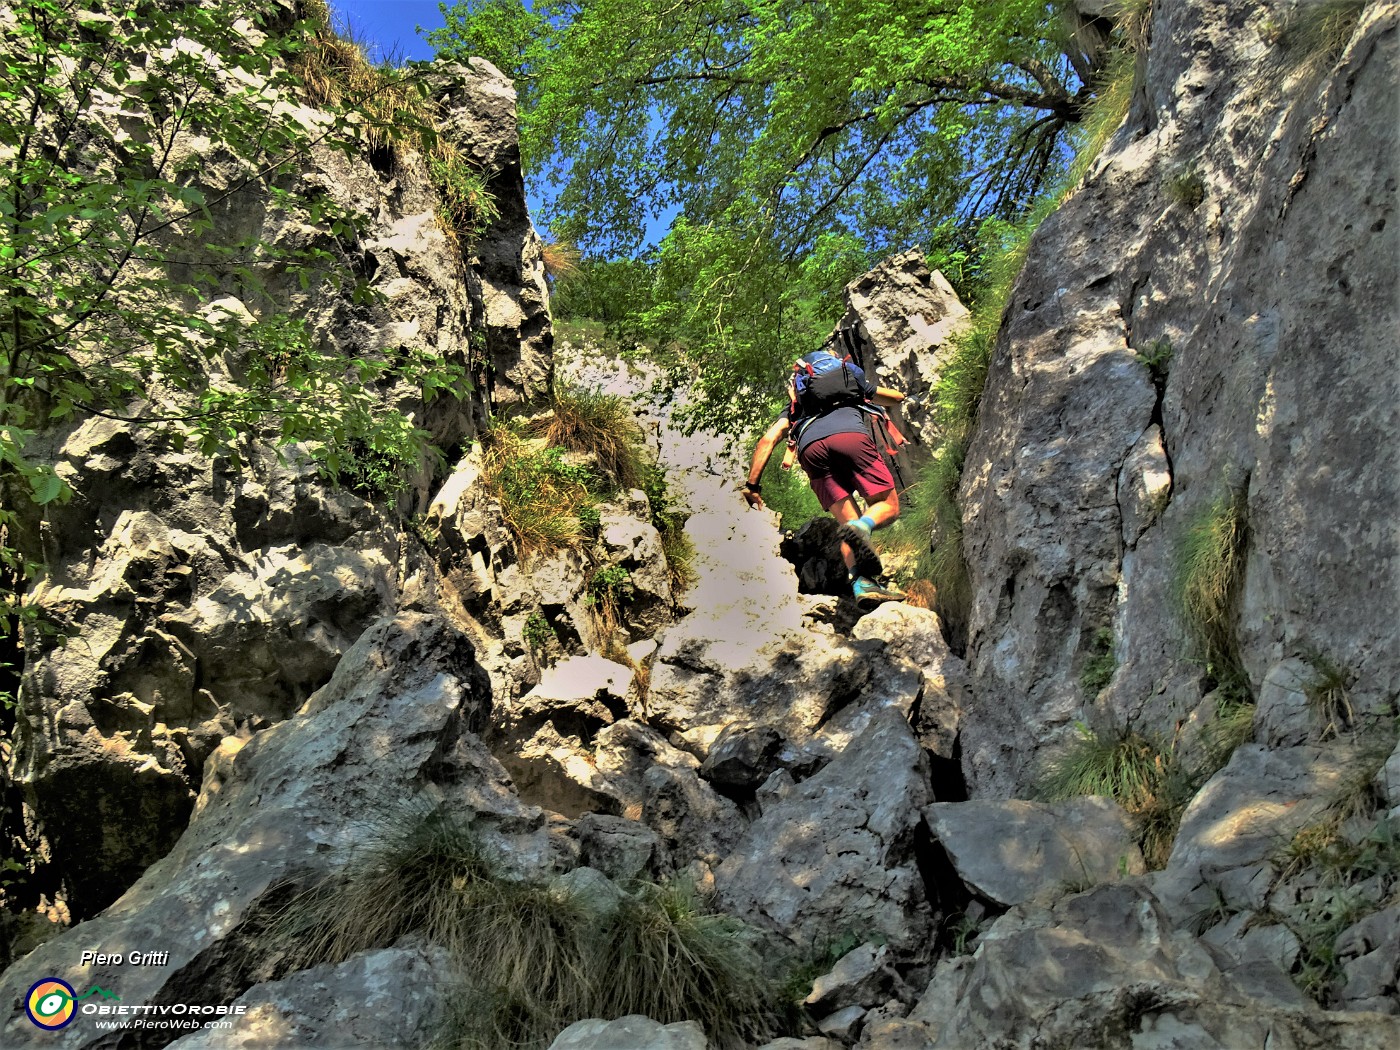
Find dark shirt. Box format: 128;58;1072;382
781;371;876;453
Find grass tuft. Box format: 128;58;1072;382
1302;651;1356;741
1080;627;1117;696
532;383;648;494
1271;0;1369;71
480;423;595;562
268;810;781;1050
1175;483;1250;695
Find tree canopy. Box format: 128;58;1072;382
431;0;1116;428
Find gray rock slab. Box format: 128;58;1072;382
715;706;933;951
547;1015;707;1050
925;796;1145;906
167;946;450;1049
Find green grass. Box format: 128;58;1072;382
1164;168;1205;210
1175;484;1250;695
1080;628;1117;696
269;810;782;1050
1271;0;1369;70
532;383;648;493
1038;709;1256;869
480;423;596;562
757;451;825;533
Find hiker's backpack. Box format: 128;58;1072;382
790;349;866;423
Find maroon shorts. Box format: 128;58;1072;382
798;430;895;510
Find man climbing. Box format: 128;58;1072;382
742;343;908;607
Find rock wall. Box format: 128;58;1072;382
958;0;1400;797
4;49;550;921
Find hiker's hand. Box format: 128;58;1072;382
742;486;765;509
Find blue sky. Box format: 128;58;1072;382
329;1;444;63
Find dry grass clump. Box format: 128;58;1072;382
266;810;781;1050
541;240;582;282
480;422;594;561
532;383;648;493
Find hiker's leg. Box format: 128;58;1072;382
826;496;861;570
860;487;900;529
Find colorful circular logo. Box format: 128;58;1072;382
25;978;76;1030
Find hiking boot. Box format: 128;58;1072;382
839;520;883;577
852;576;905;608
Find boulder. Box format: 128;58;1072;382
715;707;934;952
925;796;1146;907
166;946;451;1049
0;614;553;1050
852;603;967;759
1153;744;1360;925
547;1015;707;1050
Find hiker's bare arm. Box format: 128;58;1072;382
872;386;905;407
744;417;790;507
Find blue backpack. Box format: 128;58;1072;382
790;349;866;424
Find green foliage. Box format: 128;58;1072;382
480;425;596;561
430;0;1130;433
641;465;696;594
758;453;825;534
428;152;501;248
1164;167;1206;210
0;0;475;676
1081;628;1118;696
523;611;557;655
1175;484;1251;694
1134;337;1174;383
271;809;782;1050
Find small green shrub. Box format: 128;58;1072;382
1080;628;1117;696
523;611;557;655
1175;484;1250;694
641;465;695;594
429;154;500;247
1134;337;1174;384
1164;168;1205;209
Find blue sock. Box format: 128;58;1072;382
856;514;876;533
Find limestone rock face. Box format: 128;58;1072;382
6;53;553;919
838;248;972;456
166;946;451;1050
914;882;1398;1050
957;0;1400;798
0;613;554;1050
426;59;552;413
